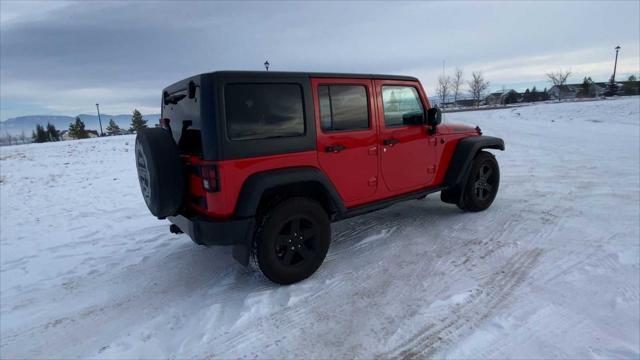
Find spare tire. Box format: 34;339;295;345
135;128;185;218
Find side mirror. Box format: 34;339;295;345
427;107;442;127
402;111;426;125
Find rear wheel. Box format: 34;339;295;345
458;151;500;212
251;198;330;285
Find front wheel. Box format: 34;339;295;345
458;151;500;212
251;198;330;285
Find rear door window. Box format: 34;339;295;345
318;85;369;131
225;83;305;140
381;86;424;127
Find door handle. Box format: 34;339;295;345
383;138;400;146
325;144;346;153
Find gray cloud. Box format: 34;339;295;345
1;1;639;119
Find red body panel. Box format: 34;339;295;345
374;79;436;193
185;77;479;219
311;78;379;204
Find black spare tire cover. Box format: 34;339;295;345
135;128;185;218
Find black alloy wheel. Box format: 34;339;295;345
252;197;330;284
274;217;319;267
458;151;500;212
474;163;495;201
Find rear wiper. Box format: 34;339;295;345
164;93;186;105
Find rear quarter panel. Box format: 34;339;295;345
198;151;320;218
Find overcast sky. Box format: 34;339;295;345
1;0;639;120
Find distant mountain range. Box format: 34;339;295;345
0;114;161;136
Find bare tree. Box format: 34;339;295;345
468;71;490;107
436;75;452;107
18;130;27;144
452;68;464;105
546;69;571;102
0;132;14;146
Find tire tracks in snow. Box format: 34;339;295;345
446;209;522;274
208;216;403;357
381;248;544;359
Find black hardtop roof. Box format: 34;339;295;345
163;71;419;94
206;70;418;81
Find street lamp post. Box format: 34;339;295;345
96;103;104;136
264;60;270;71
605;46;622;97
612;45;621;83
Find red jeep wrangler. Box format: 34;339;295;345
135;71;504;284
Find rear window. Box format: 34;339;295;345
318;85;369;131
225;83;305;140
162;83;202;155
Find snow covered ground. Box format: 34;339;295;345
1;97;639;359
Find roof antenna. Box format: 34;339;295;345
264;60;270;71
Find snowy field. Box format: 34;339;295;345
1;97;639;359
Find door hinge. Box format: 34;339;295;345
429;137;438;146
427;165;436;174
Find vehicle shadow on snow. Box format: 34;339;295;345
152;197;468;296
111;198;468;302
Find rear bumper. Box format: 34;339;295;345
168;214;255;247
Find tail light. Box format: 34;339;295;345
201;164;219;192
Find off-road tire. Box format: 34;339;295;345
457;151;500;212
135;128;184;218
251;197;330;285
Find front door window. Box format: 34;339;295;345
381;86;424;127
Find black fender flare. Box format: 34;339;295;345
234;166;346;218
441;135;505;204
231;167;345;266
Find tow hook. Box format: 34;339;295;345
169;224;183;234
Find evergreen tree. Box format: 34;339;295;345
522;88;532;102
46;122;61;141
129;109;148;132
32;124;48;143
623;76;639;95
106;119;121;135
623;84;639;95
68;116;88;139
503;91;519;104
578;77;595;98
531;86;539;101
